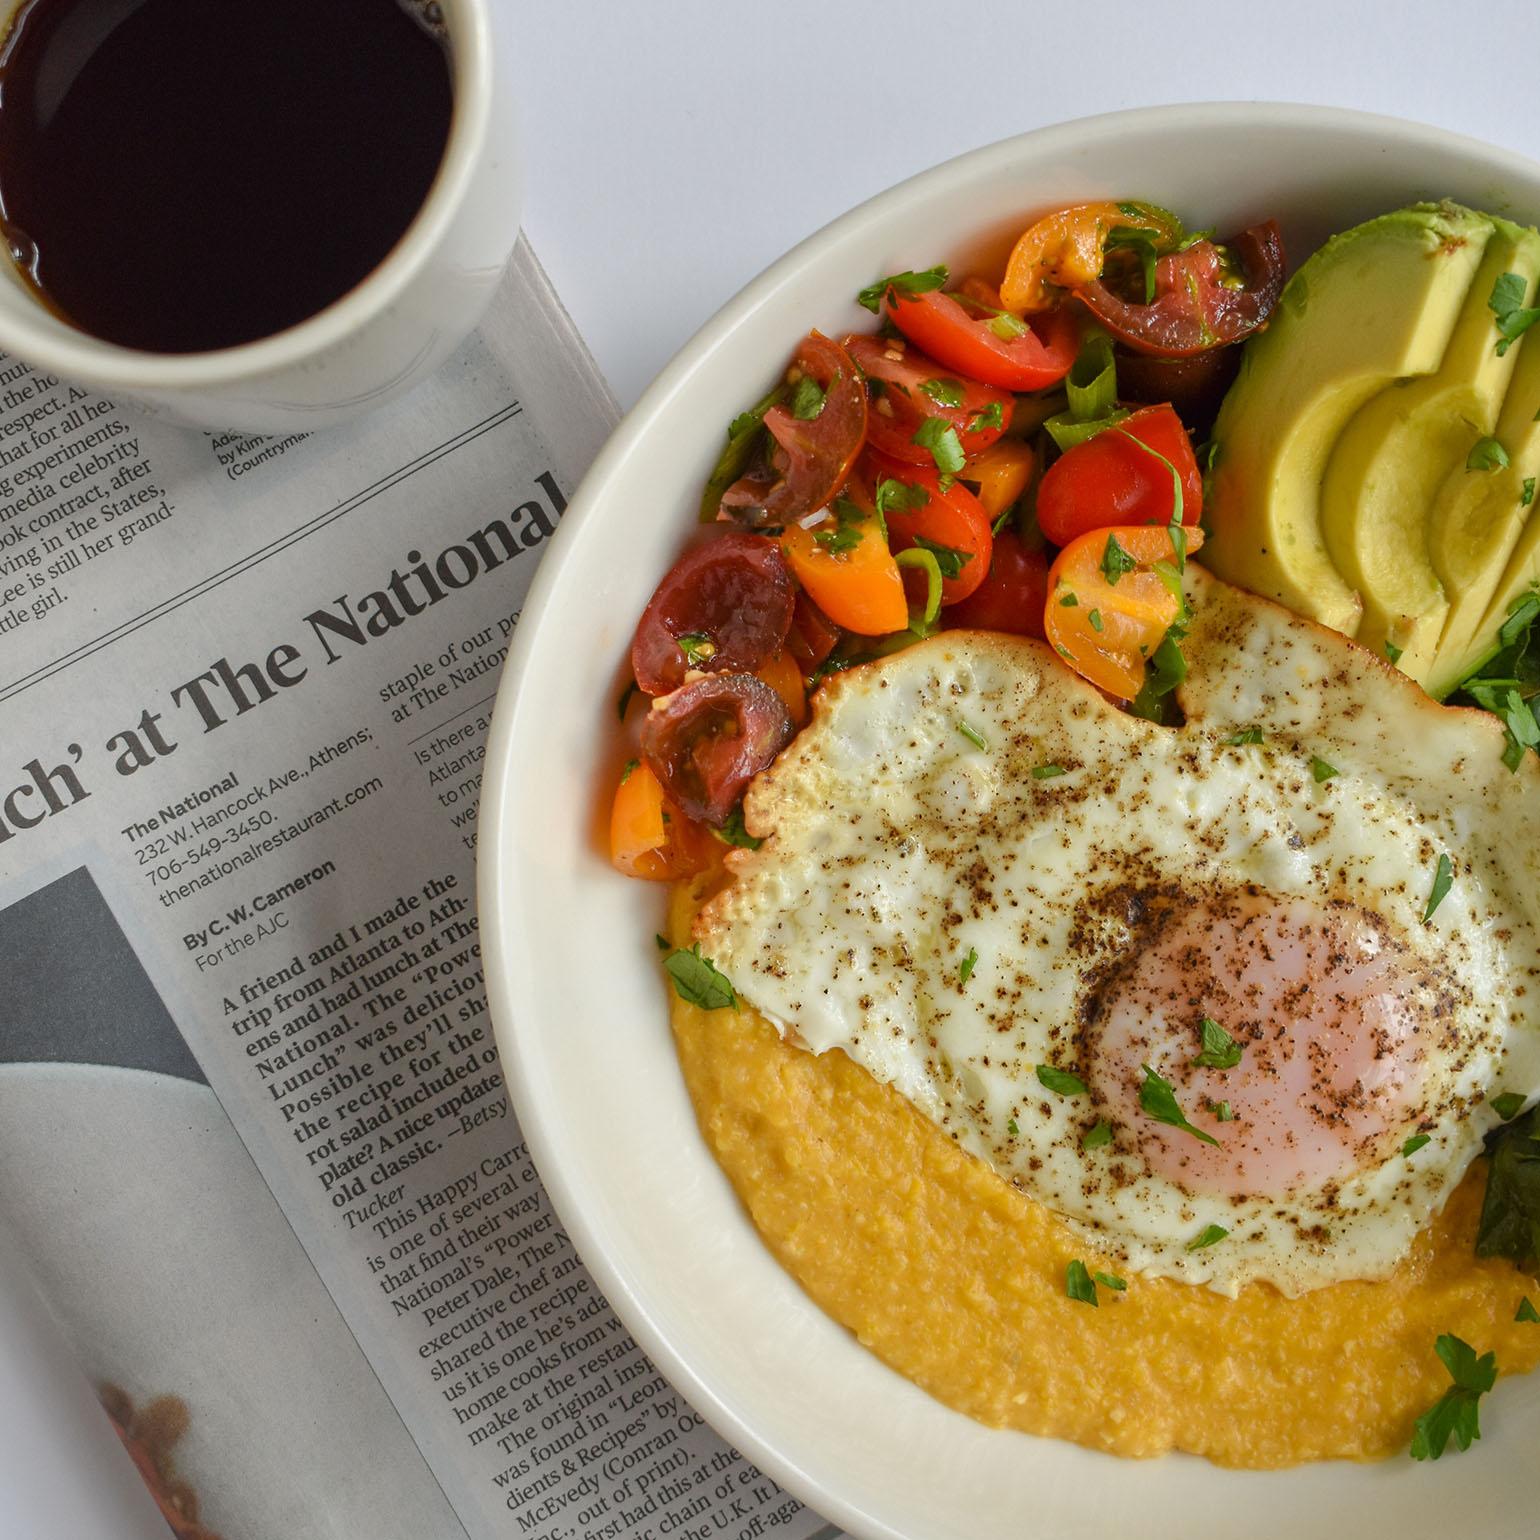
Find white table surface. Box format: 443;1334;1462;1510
518;0;1540;410
9;3;1540;1534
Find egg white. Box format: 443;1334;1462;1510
695;567;1540;1296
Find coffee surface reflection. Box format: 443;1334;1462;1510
0;0;453;353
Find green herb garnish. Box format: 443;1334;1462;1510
712;807;762;851
1099;532;1138;587
1517;1297;1540;1324
958;947;978;985
788;375;827;420
1065;1259;1099;1306
1403;1133;1432;1158
912;535;973;579
1223;726;1265;747
1475;1102;1540;1273
1310;755;1339;783
1409;1335;1497;1460
1031;763;1066;780
1192;1016;1243;1070
1081;1120;1113;1149
1186;1223;1229;1251
920;377;965;408
956;718;988;752
1423;852;1454;923
1487;269;1540;356
912;417;966;475
1036;1064;1088;1097
662;945;737;1010
857;264;948;314
677;631;717;666
1138;1064;1219;1147
1467;436;1511;472
1491;1091;1527;1121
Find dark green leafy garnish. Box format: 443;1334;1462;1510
875;477;929;521
1208;1100;1234;1122
968;400;1005;433
912;416;966;475
1403;1133;1432;1158
1310;755;1339;783
788;375;827;420
1139;1064;1219;1146
1488;269;1540;356
1099;532;1138;586
1409;1335;1497;1460
1081;1119;1113;1149
1475;1102;1540;1274
1422;852;1454;923
700;380;787;519
662;945;737;1010
712;807;762;851
920;376;965;407
1467;435;1510;471
814;495;872;556
1031;763;1066;780
1449;586;1540;769
857;264;948;314
1491;1091;1527;1121
1517;1297;1539;1324
1192;1016;1243;1070
1095;1270;1127;1291
912;534;973;579
1036;1064;1088;1096
1223;726;1264;747
958;946;978;985
1186;1223;1228;1251
1065;1259;1099;1306
677;631;717;666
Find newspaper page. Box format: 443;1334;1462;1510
0;241;839;1540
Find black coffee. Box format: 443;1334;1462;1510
0;0;454;353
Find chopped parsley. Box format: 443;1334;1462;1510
1491;1091;1527;1121
1402;1133;1432;1158
677;631;717;666
1138;1064;1219;1147
912;416;966;475
1487;269;1540;356
1525;477;1537;508
1081;1119;1114;1149
1385;640;1404;665
1007;1116;1019;1137
662;945;737;1011
856;264;948;314
1309;754;1340;783
1065;1259;1100;1306
619;757;639;784
1467;435;1510;472
1095;1270;1128;1292
1192;1016;1243;1070
1036;1064;1088;1097
788;375;827;420
911;534;973;579
1409;1334;1497;1460
874;476;929;521
1476;1102;1540;1273
1422;852;1454;924
1518;1297;1540;1324
1222;726;1264;747
711;807;762;851
1208;1100;1235;1122
1088;608;1104;632
957;720;988;751
958;946;978;985
1031;763;1066;780
1186;1223;1229;1251
968;400;1005;433
1099;532;1138;586
920;376;965;408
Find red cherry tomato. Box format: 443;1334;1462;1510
1076;221;1286;358
863;453;993;606
720;332;866;525
630;531;795;696
885;288;1078;392
943;530;1048;637
1035;403;1203;548
843;332;1012;467
640;673;794;828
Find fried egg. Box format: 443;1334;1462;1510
694;567;1540;1297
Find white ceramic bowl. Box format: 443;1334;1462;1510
479;104;1540;1540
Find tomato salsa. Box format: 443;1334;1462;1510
609;199;1285;877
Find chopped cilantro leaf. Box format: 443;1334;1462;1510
1187;1223;1229;1251
1094;1270;1128;1292
1518;1297;1540;1324
968;400;1005;433
1385;640;1404;665
1088;608;1104;633
1031;763;1066;780
788;375;827;420
958;946;978;985
1487;269;1540;356
1491;1091;1526;1121
912;534;973;579
874;477;929;520
1081;1119;1113;1149
1036;1064;1088;1097
619;758;639;783
1475;1102;1540;1272
1223;726;1264;747
1099;532;1138;586
677;631;717;666
1310;755;1340;783
1192;1016;1243;1070
1409;1335;1497;1460
1058;592;1079;608
957;719;988;752
1468;436;1511;472
1208;1100;1234;1122
662;945;737;1010
1065;1259;1099;1306
1526;477;1538;508
856;264;948;314
1423;852;1454;924
1403;1133;1432;1157
1138;1064;1219;1147
712;807;762;850
912;416;966;475
1007;1116;1019;1137
920;377;965;407
655;933;671;951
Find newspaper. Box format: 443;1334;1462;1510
0;241;840;1540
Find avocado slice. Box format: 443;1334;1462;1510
1318;216;1540;680
1425;280;1540;699
1206;202;1494;637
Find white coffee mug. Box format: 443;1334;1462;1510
0;0;520;433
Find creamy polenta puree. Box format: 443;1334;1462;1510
666;877;1540;1468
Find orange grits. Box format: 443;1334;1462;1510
666;877;1540;1468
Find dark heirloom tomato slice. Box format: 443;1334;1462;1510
640;673;794;828
630;531;795;696
719;332;866;525
1076;220;1286;358
843;332;1012;466
885;288;1078;392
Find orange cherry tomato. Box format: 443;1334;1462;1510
780;501;908;637
1044;524;1205;700
1036;403;1203;547
608;760;716;880
756;647;808;728
963;437;1042;523
1000;201;1185;314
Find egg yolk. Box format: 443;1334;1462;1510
1088;894;1444;1197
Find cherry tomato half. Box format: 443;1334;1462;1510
1044;524;1205;701
1035;404;1203;548
1000;201;1186;314
885;288;1078;392
843;332;1012;468
640;673;794;828
863;452;993;607
943;530;1048;637
630;530;795;696
720;331;866;525
780;497;908;637
1076;221;1286;358
608;760;717;880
